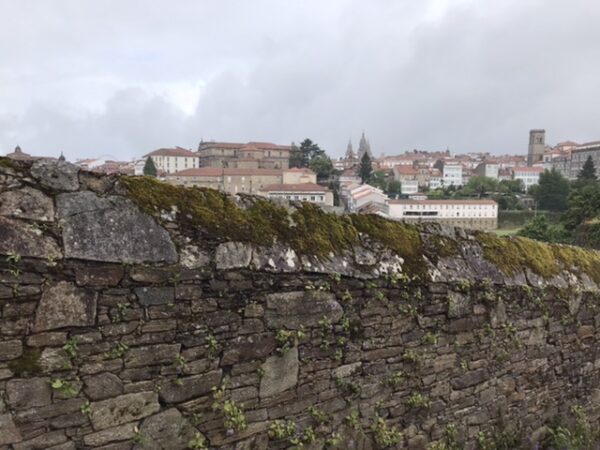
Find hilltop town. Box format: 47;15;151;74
4;129;597;232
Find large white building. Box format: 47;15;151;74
387;199;498;230
258;183;333;207
513;166;543;191
144;147;199;174
345;184;388;213
442;164;463;187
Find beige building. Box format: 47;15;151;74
259;183;333;206
282;168;317;184
197;141;291;170
144;147;199;174
166;167;282;195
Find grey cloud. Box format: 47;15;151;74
1;0;600;160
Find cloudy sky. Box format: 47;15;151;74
1;0;599;161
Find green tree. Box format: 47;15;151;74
563;183;600;230
289;142;303;168
387;180;402;198
369;171;387;191
499;179;524;194
533;168;570;211
309;154;333;179
518;215;569;243
463;176;499;197
143;157;157;177
578;155;597;182
359;152;373;184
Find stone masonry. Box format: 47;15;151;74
1;158;600;449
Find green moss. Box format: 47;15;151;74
8;347;42;376
427;234;460;259
0;158;16;169
121;176;358;259
351;214;426;278
477;231;600;283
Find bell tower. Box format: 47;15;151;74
527;129;545;166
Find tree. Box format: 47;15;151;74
143;157;157;177
359;152;373;183
563;183;600;230
309;154;334;179
518;215;569;243
289;142;303;168
369;171;387;191
499;179;525;194
387;180;402;198
462;176;499;197
578;155;597;183
533;168;570;211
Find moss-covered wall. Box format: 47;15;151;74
1;158;600;449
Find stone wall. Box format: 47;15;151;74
1;158;600;449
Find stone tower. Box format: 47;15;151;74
528;129;545;166
357;132;373;160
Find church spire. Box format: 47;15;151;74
345;139;356;159
357;131;373;160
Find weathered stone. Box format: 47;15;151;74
12;430;67;450
33;282;97;332
39;347;71;372
133;408;199;450
0;216;62;259
134;287;174;306
215;241;253;269
447;292;471;318
332;362;362;379
0;340;23;361
83;423;137;447
59;193;177;264
221;335;275;366
30;160;79;191
124;343;181;368
180;245;211;269
259;347;299;398
0;187;54;222
251;245;300;272
265;291;343;329
83;372;124;400
159;369;222;403
6;378;51;409
89;392;160;430
75;266;124;286
451;369;488;390
0;413;21;445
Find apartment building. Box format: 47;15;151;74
570;141;600;179
387;199;498;230
513;166;543;191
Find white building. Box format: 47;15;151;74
401;179;419;195
475;162;499;179
259;183;333;207
387;199;498;230
143;147;199;174
346;184;388;213
513;166;543;191
442;164;463;187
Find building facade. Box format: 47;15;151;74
513;166;543;191
387;199;498;230
166;168;283;195
569;142;600;179
258;183;333;207
442;164;463;187
197;141;291;170
143;147;199;174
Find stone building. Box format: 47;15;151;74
165;167;283;195
569;141;600;179
197;141;291;170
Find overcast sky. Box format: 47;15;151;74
1;0;600;161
